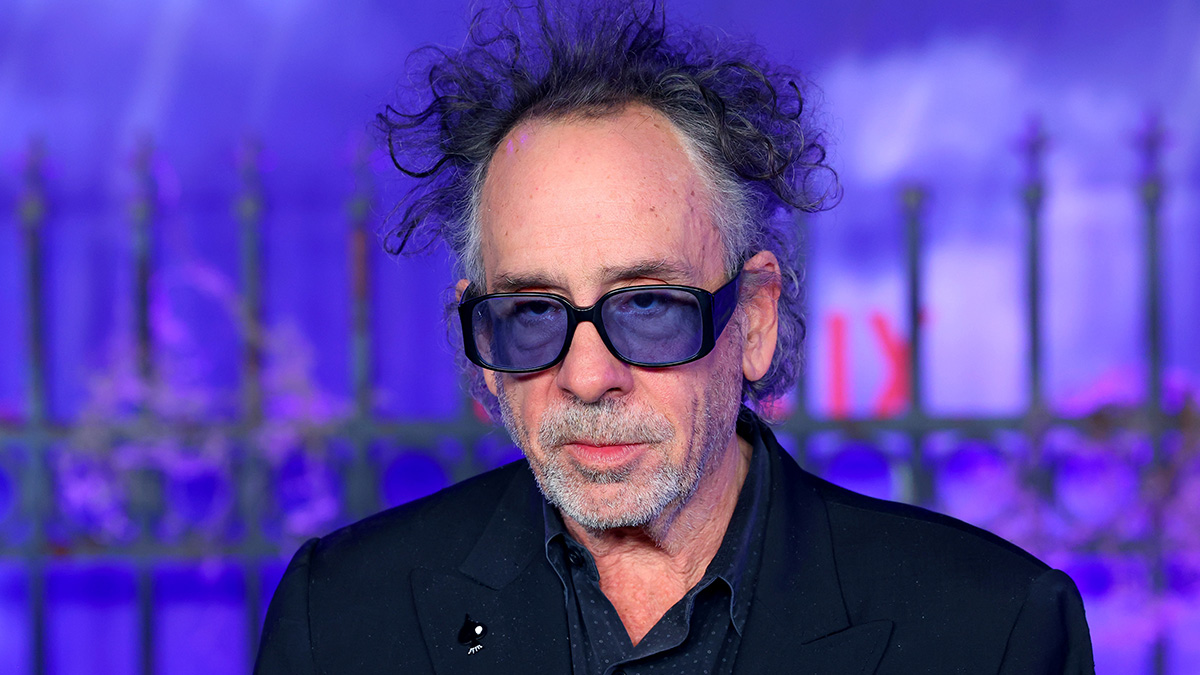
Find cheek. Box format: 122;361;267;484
504;374;555;428
632;371;703;433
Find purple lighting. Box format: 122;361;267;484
0;0;1197;673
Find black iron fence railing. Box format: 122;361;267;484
0;115;1194;674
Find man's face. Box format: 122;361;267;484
474;104;748;531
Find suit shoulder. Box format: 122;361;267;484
309;459;530;573
796;472;1090;668
807;473;1050;614
817;476;1047;576
273;460;534;672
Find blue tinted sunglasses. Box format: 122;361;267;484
458;273;741;373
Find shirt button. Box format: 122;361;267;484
567;550;584;566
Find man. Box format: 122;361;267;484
256;3;1094;673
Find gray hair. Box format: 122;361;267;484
379;1;839;417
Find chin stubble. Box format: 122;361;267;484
494;321;745;531
497;384;680;528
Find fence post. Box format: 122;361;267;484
1018;118;1057;515
129;137;163;675
345;144;379;519
19;138;50;675
236;139;268;665
1020;118;1047;417
789;211;812;468
902;185;933;506
1137;112;1169;675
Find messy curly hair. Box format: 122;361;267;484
377;0;838;417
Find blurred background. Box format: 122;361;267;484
0;0;1197;673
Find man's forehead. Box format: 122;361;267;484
488;257;702;294
477;104;727;296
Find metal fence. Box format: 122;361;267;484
0;114;1194;674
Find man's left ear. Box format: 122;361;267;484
454;278;472;302
739;250;781;383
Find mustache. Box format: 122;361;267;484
537;399;674;449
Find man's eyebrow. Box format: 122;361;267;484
489;260;697;293
598;259;697;284
490;272;566;293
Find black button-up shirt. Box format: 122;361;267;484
543;412;771;675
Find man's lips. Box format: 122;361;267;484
562;441;648;468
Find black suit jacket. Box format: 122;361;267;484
256;423;1094;674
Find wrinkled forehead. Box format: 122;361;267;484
477;104;726;300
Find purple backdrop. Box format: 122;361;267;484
0;0;1198;673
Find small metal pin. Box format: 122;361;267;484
457;614;487;654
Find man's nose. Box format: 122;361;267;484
554;321;633;403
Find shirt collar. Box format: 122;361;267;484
542;406;772;634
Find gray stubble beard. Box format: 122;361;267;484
494;325;745;533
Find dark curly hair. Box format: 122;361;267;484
377;0;838;417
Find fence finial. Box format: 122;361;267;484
19;138;47;230
1137;111;1165;209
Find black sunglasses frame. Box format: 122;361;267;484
458;272;742;373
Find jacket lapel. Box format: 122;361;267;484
411;425;893;674
735;426;893;674
412;468;572;674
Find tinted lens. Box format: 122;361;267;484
471;295;569;370
601;287;704;364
